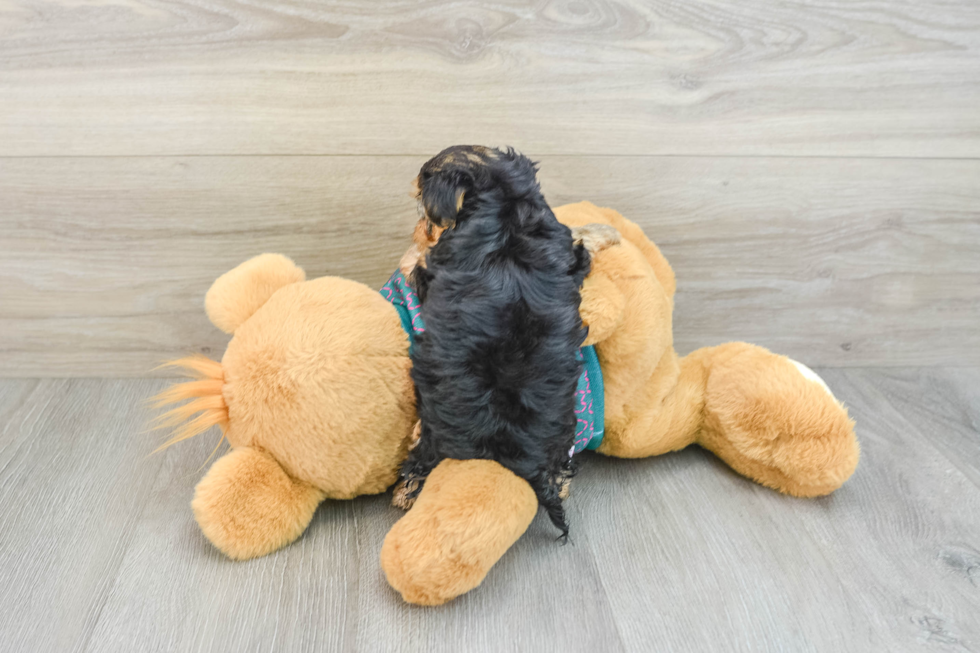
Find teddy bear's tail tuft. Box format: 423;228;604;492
149;355;229;453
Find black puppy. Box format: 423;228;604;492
396;145;590;537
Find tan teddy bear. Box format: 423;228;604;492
154;202;858;605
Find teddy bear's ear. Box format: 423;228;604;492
205;253;306;334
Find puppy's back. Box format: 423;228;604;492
405;146;589;535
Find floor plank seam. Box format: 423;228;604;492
74;439;170;653
857;376;980;492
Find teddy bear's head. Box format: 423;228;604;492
166;254;417;500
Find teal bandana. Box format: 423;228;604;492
380;270;604;455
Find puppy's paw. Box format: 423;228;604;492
554;465;574;500
558;477;572;500
392;421;426;510
572;223;621;256
391;475;424;511
391;479;417;510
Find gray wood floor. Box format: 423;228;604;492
1;369;978;652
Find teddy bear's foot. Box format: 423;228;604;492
695;343;859;497
572;222;621;256
192;446;325;559
381;459;538;605
787;359;834;396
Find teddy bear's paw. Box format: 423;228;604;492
787;359;835;400
572;223;622;256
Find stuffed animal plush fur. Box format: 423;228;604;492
155;202;859;604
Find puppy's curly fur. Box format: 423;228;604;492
399;145;590;537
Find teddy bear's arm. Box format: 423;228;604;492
192;446;325;560
580;271;626;347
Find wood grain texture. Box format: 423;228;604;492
0;371;977;651
0;0;978;157
1;155;977;375
580;367;980;652
0;379;170;652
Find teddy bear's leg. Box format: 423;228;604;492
693;343;859;497
593;347;708;459
380;459;538;606
192;446;325;560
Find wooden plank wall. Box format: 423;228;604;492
1;0;978;375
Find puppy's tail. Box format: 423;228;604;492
148;355;229;453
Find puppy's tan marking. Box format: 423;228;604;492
399;243;422;279
392;476;422;510
391;421;424;510
400;217;446;277
558;476;572;500
408;419;422;449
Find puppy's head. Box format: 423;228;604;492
413;145;502;230
408;145;542;271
